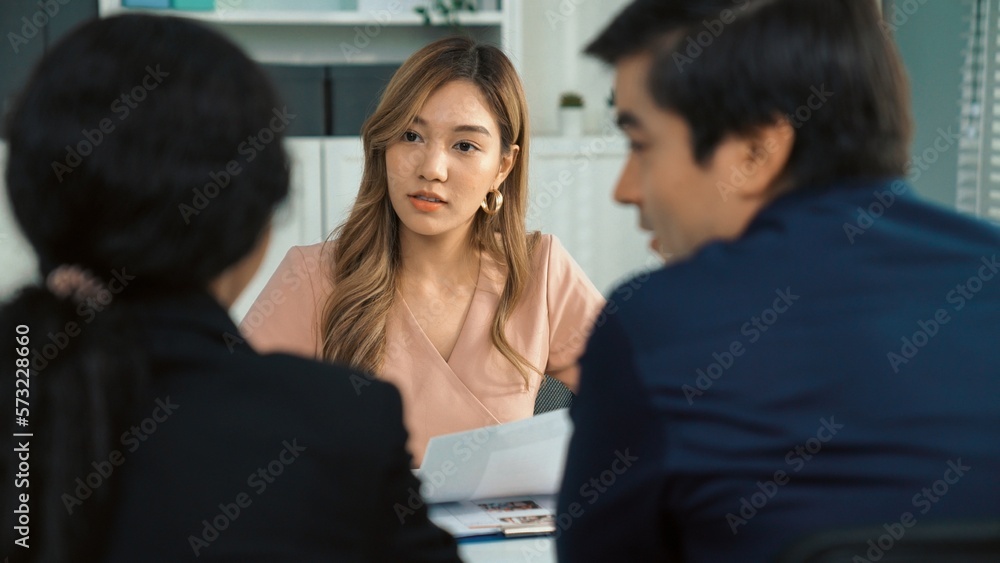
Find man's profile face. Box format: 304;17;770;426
612;51;743;261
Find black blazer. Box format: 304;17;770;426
101;291;459;562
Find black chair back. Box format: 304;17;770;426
775;520;1000;563
534;374;574;415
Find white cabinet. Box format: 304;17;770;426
323;137;365;236
230;138;326;320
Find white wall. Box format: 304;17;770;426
519;0;631;135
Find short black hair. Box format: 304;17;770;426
587;0;913;192
5;14;290;290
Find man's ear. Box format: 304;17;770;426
715;118;795;201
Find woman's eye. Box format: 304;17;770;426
403;131;420;142
456;142;476;152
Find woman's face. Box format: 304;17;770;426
385;80;517;244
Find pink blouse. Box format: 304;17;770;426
239;234;604;466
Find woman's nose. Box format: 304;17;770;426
417;145;448;183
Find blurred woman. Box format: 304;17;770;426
0;15;458;562
242;37;604;466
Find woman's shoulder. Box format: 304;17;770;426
238;240;337;353
271;241;337;291
483;232;564;274
530;232;601;296
284;240;336;268
530;232;567;267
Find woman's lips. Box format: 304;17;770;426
409;194;446;212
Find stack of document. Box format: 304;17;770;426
415;408;572;538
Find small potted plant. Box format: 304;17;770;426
415;0;477;31
559;92;584;137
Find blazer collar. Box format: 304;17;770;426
129;290;246;355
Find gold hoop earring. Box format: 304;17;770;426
480;188;503;216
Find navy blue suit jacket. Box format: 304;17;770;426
557;179;1000;562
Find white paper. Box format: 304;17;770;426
415;408;573;504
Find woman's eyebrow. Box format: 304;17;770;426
412;115;491;137
453;125;491;136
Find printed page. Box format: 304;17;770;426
428;495;557;538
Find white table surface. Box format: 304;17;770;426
458;536;556;563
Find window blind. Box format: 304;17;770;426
957;0;1000;222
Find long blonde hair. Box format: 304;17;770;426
320;36;540;383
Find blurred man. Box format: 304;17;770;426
558;1;1000;561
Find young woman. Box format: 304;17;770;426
241;37;604;466
0;15;457;562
